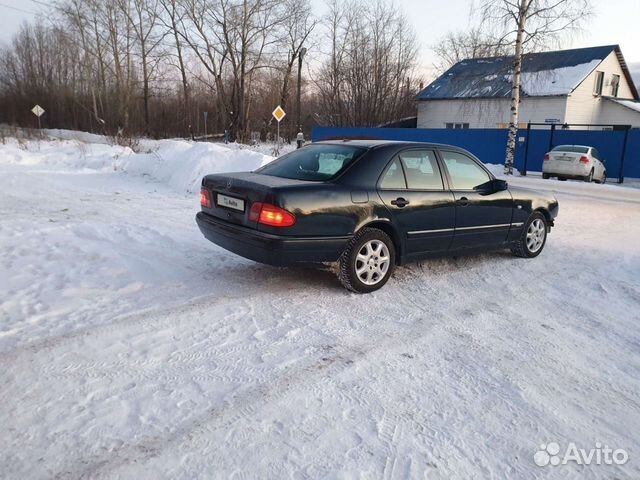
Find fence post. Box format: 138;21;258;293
548;123;556;152
619;126;631;184
522;122;531;176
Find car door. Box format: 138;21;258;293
377;149;455;256
439;149;514;249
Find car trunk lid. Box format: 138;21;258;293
550;151;583;163
200;172;308;229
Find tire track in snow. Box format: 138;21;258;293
55;299;445;479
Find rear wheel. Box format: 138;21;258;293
338;228;395;293
558;177;567;181
542;173;550;179
511;212;548;258
584;169;593;182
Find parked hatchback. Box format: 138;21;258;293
542;145;607;183
197;141;559;293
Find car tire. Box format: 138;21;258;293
558;177;567;181
601;173;606;184
511;212;548;259
584;169;593;182
542;173;550;179
338;227;395;293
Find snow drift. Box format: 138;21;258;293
1;132;275;193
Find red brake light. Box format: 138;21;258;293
249;202;296;227
544;154;550;161
579;156;589;163
200;188;212;208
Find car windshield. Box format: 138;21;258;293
256;144;367;181
551;145;589;154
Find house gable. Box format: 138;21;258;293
417;45;630;101
565;50;639;124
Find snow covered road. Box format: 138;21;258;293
1;137;639;479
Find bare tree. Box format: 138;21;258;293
432;28;510;74
315;0;420;127
277;0;316;129
118;0;164;133
158;0;192;137
478;0;591;174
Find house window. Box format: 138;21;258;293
446;123;469;129
611;74;620;97
445;123;454;129
594;71;604;96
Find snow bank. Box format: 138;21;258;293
0;136;275;193
117;140;273;193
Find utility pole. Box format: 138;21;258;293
296;47;307;131
203;111;208;139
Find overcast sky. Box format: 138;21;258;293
1;0;639;82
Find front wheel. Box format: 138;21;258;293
338;228;395;293
511;212;548;258
542;173;550;179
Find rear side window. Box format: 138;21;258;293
399;150;443;190
380;158;406;189
591;148;600;159
257;144;366;181
551;145;589;154
441;151;491;190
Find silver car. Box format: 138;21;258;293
542;145;607;183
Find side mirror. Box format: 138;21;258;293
475;179;507;195
494;179;508;192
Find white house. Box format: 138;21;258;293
417;45;640;129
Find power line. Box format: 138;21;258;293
26;0;51;7
0;1;40;15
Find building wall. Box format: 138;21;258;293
599;101;640;127
565;51;636;125
417;97;567;129
418;50;638;129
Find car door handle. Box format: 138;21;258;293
458;196;469;206
391;197;410;208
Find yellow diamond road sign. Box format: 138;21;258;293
31;105;45;117
272;105;286;123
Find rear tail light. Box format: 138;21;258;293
579;156;590;164
200;188;212;208
249;202;296;227
544;154;550;161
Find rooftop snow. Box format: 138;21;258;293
607;97;640;114
418;45;618;100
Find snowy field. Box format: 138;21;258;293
1;133;639;479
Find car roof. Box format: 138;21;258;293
314;139;459;149
552;145;592;149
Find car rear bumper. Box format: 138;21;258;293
196;212;351;266
543;161;590;177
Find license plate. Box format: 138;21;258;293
217;193;245;212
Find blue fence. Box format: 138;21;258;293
312;127;640;180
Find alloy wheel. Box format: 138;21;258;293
355;240;390;286
526;218;546;253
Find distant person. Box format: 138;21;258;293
296;129;305;149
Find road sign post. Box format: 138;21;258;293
272;105;286;155
31;104;45;130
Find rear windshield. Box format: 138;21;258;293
551;145;589;154
256;144;367;181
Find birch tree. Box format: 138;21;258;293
478;0;591;174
